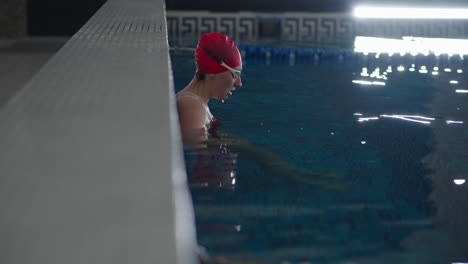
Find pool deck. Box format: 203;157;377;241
0;38;62;108
0;0;197;263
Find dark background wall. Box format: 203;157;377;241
166;0;353;12
27;0;107;36
24;0;468;36
0;0;27;38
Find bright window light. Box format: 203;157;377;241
456;89;468;93
353;6;468;19
358;117;379;122
454;179;466;185
354;36;468;56
380;114;433;124
352;80;386;86
373;81;385;86
353;80;372;85
446;120;464;124
395;115;434;120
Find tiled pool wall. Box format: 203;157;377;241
167;11;468;47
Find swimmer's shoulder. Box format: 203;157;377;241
176;92;206;113
176;93;208;129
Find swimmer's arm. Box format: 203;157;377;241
177;98;208;147
214;134;297;174
205;132;305;174
205;132;345;189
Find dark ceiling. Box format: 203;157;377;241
165;0;468;12
28;0;468;36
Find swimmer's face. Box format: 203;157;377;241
209;66;242;101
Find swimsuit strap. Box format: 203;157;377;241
176;91;207;106
176;91;214;125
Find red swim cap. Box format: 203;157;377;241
195;32;242;74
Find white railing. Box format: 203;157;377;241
0;0;197;264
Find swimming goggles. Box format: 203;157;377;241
201;46;241;80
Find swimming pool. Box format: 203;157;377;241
171;50;468;263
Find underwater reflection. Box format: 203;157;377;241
186;147;238;190
184;129;347;192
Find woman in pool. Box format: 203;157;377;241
176;33;344;190
176;32;241;147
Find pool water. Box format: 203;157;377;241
171;51;468;263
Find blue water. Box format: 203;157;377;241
171;51;468;263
